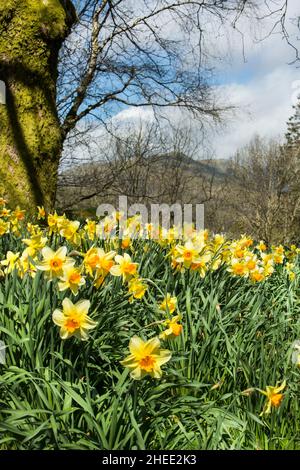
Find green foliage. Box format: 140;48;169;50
0;231;300;450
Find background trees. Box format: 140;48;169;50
0;0;293;210
57;122;218;212
57;98;300;245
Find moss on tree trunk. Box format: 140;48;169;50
0;0;75;211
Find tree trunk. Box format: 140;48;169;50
0;0;76;211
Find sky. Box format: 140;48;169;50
210;0;300;158
108;0;300;160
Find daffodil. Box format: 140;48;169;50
12;206;25;221
0;198;7;206
60;220;81;245
227;259;247;277
239;236;253;249
110;253;138;282
159;315;183;340
0;219;9;236
128;277;147;302
58;266;86;295
261;256;274;277
121;336;171;379
250;269;265;283
191;253;211;278
244;255;258;272
175;240;201;268
84;219;96;241
37;206;46;220
47;212;66;234
1;251;20;274
257;240;267;252
19;250;37;278
96;216;117;238
52;298;97;340
36;246;74;279
213;234;225;247
121;237;132;250
159;293;177;314
258;380;286;415
83;247;116;277
22;233;48;257
0;208;10;218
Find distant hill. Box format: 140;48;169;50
59;153;233;183
57;153;233;211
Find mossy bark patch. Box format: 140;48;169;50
0;0;76;211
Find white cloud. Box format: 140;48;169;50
210;0;300;157
63;0;300;162
112;107;155;125
212;65;298;157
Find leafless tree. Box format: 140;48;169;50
57;1;294;165
56;121;220;211
226;135;300;244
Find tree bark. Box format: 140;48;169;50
0;0;76;211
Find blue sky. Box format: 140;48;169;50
108;0;300;159
67;0;300;162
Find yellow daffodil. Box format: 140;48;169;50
12;206;25;221
233;247;246;259
47;212;66;234
52;298;97;340
0;198;7;206
239;236;253;249
96;216;117;238
258;380;286;415
60;220;81;245
84;219;96;241
159;315;183;340
22;234;48;257
273;253;284;264
213;234;226;247
110;253;138;282
58;266;86;295
257;241;267;252
1;251;20;274
36;246;74;279
121;336;171;379
128;277;147;302
26;223;42;236
121;237;132;250
83;247;116;277
227;259;247;277
0;208;10;218
159;293;177;314
250;269;265;283
111;210;124;223
244;255;258;272
18;251;37;278
175;240;201;268
262;257;274;277
191;253;211;278
37;206;46;219
0;219;9;236
285;262;296;281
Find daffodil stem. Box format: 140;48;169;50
140;320;165;331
